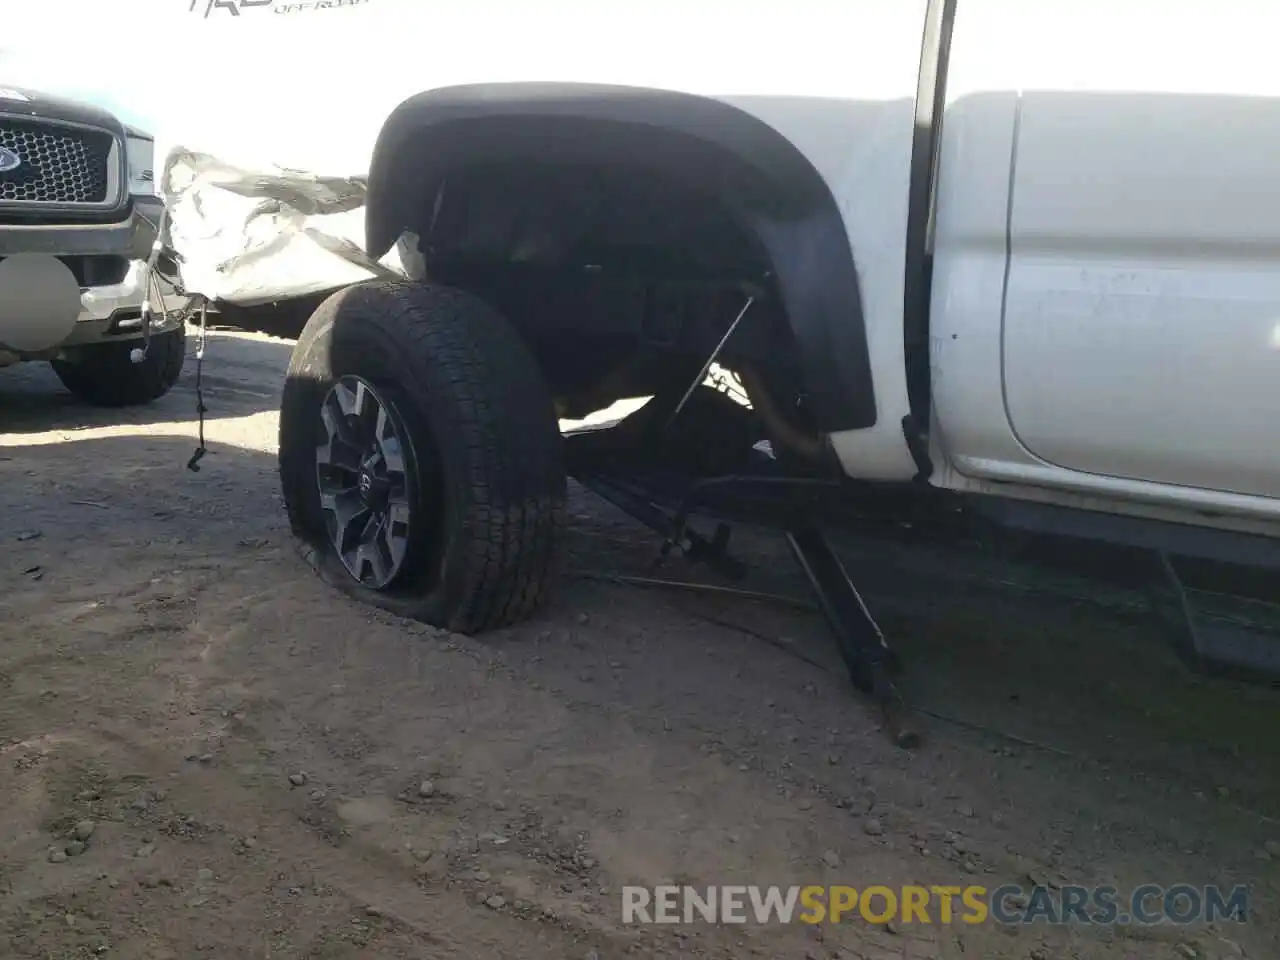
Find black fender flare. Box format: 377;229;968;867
365;83;877;432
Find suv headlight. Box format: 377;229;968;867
125;131;156;197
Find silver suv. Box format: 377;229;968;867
0;86;191;406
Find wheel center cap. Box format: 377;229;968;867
357;470;375;501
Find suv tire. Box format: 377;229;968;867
51;325;186;407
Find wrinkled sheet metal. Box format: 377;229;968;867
160;147;409;306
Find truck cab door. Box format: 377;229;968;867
999;2;1280;500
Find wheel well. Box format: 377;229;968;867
365;83;878;433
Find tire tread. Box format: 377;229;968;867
279;281;565;633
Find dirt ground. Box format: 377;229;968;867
1;324;1277;960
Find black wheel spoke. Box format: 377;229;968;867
321;488;370;555
314;375;418;590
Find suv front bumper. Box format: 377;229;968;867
0;200;191;355
62;259;193;348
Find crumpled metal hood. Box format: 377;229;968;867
160;147;409;306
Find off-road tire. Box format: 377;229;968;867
278;280;566;634
51;326;186;407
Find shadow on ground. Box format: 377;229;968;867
0;324;295;434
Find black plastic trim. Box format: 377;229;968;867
973;495;1280;571
365;83;878;432
903;0;957;470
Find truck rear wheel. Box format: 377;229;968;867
278;280;565;633
51;326;186;407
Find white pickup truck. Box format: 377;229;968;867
170;0;1280;716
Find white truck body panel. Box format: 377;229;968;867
929;0;1280;527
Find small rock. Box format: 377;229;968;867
418;780;436;798
242;837;258;850
962;859;980;874
197;754;213;764
187;896;209;908
576;613;590;625
585;951;600;960
73;820;97;841
365;905;381;917
309;790;325;802
417;860;447;883
65;841;87;857
798;798;814;811
49;849;68;863
1265;839;1280;857
958;804;976;818
288;773;307;787
135;844;156;858
1215;786;1231;801
474;870;492;882
197;868;214;882
863;817;884;837
1175;945;1201;960
485;895;506;910
1256;847;1273;862
16;529;42;542
885;920;899;935
821;849;840;869
1029;949;1049;960
492;799;506;811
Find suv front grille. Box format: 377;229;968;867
0;118;114;204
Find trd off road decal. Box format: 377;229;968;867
189;0;368;17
